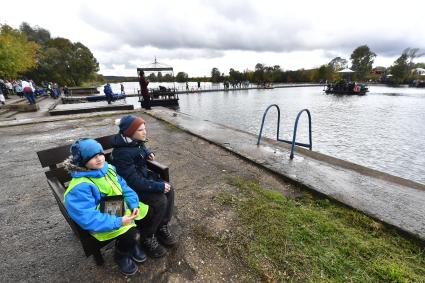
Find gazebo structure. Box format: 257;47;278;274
137;58;179;108
338;68;355;81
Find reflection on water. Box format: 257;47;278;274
123;83;425;184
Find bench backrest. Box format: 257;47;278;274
37;135;114;170
37;134;169;183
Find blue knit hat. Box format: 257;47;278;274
119;115;145;137
70;138;104;167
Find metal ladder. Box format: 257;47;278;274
257;104;312;159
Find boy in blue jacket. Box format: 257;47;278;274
63;138;150;276
111;115;177;258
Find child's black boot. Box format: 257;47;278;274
141;234;166;258
131;243;147;263
114;249;138;276
157;224;177;247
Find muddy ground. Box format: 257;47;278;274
0;112;299;282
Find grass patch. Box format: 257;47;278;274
213;176;425;282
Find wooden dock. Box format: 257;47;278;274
49;101;133;116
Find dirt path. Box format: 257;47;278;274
0;113;299;282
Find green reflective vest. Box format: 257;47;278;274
64;165;148;241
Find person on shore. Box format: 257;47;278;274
62;138;151;276
0;86;5;106
120;83;125;95
111;115;177;258
103;83;114;104
0;80;9;99
185;81;189;91
22;80;36;105
139;71;150;109
14;81;23;98
52;82;61;99
5;80;13;95
63;85;69;96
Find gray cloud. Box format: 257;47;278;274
4;0;424;76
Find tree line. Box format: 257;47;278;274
0;22;101;86
175;45;424;85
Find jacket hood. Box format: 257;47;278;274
62;157;109;178
111;133;147;148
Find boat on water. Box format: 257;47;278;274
86;93;126;102
409;80;425;88
324;80;368;95
324;68;368;95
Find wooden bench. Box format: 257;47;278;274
37;134;169;265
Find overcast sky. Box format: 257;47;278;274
2;0;425;77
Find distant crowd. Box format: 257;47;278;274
0;78;69;106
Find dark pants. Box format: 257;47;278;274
24;92;36;104
135;188;174;237
142;95;151;109
106;93;113;104
115;227;138;253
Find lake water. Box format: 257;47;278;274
113;82;425;184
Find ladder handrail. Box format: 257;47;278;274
289;109;312;159
257;104;312;159
257;104;281;145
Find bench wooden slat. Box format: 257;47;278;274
46;167;71;186
37;135;114;168
37;144;71;169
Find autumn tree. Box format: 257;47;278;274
0;24;39;78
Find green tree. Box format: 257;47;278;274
390;53;410;84
314;65;334;82
20;22;51;45
350;45;376;81
211;67;221;83
403;48;425;67
146;73;157;82
25;37;99;86
163;73;173;81
19;23;100;86
175;71;188;82
253;63;265;83
328;57;347;72
0;24;40;78
229;68;243;84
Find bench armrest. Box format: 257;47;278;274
147;160;169;182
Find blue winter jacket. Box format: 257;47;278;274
64;162;140;232
111;134;165;194
103;84;113;96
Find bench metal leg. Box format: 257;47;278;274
92;249;104;265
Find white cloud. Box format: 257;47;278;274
2;0;425;76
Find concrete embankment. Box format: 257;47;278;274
146;107;425;241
